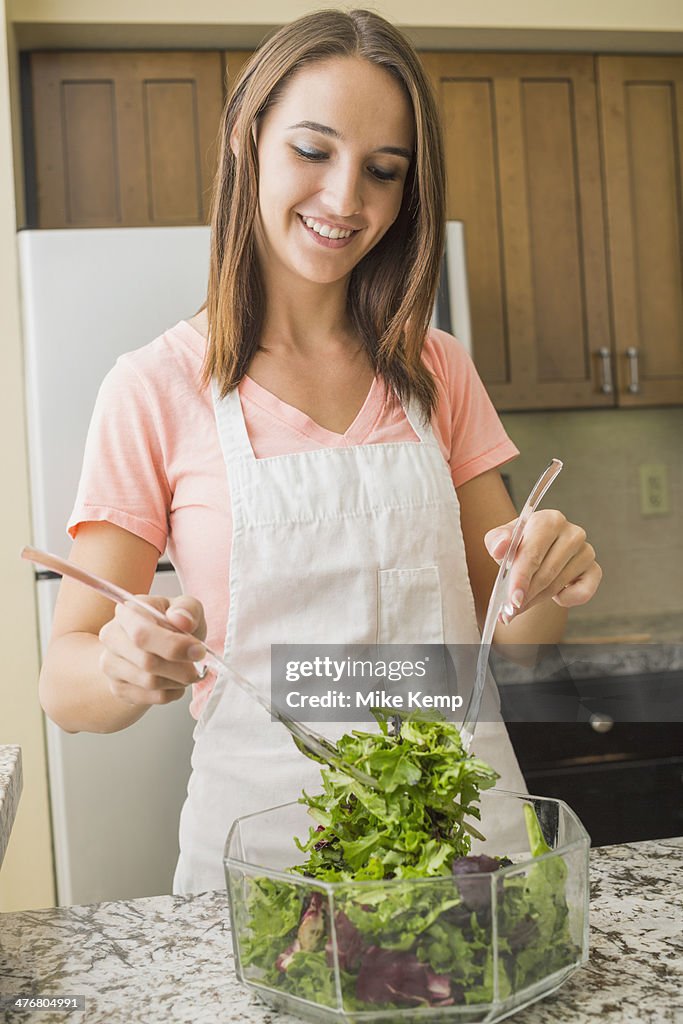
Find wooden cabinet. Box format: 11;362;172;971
28;51;224;227
421;53;613;411
598;56;683;406
23;47;683;408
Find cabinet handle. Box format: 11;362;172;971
597;347;613;394
626;347;640;393
589;712;614;733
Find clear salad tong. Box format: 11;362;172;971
460;458;563;750
21;546;380;789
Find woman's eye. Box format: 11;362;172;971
292;146;326;161
291;146;398;183
370;168;398;183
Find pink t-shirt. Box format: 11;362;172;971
68;320;518;718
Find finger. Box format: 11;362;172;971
100;648;194;700
484;520;517;562
521;544;598;611
99;621;204;686
106;673;188;707
112;602;206;665
100;646;201;691
514;529;592;609
126;593;172;615
166;597;207;642
551;561;603;608
504;510;567;605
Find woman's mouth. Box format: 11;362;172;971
297;213;359;249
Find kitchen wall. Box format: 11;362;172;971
1;0;682;911
0;0;54;911
9;0;683;37
501;407;683;629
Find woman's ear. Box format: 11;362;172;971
229;120;257;157
229;123;240;157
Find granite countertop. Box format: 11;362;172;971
557;610;683;677
491;611;683;686
564;611;682;645
0;837;681;1024
0;747;22;871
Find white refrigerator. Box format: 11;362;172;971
432;221;473;354
18;226;211;907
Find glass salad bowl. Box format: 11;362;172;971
224;790;590;1024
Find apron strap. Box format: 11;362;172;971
211;379;255;461
402;395;439;446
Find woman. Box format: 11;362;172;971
39;9;601;894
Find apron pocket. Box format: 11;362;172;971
377;565;444;644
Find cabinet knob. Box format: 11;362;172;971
626;347;640;393
597;347;613;394
589;712;614;733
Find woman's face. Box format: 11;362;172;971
249;57;416;289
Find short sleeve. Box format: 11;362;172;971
67;356;171;554
423;329;519;488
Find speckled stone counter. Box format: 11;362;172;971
491;639;683;687
494;609;683;681
0;838;681;1024
0;747;22;871
556;609;683;676
565;611;682;645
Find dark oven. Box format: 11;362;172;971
501;669;683;847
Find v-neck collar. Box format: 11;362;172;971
239;374;383;446
178;319;385;446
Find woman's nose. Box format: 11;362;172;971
322;160;363;218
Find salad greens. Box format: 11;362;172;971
293;709;499;881
238;711;579;1011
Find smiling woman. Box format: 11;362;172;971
202;10;446;416
39;7;601;900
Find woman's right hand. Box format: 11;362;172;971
98;595;208;706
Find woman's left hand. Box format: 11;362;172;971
484;510;602;623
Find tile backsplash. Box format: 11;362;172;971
499;407;683;624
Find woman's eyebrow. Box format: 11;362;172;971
287;120;412;160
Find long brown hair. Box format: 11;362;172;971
201;8;445;420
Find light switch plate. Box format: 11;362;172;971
639;463;669;516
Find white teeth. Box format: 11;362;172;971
302;215;353;239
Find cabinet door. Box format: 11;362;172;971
29;51;224;228
598;56;683;406
421;53;613;411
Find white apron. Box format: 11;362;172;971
173;381;527;894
